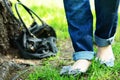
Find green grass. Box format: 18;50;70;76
26;42;120;80
11;0;120;80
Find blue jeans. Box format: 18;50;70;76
63;0;120;61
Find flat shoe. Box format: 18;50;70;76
60;66;71;75
60;66;82;76
96;57;115;67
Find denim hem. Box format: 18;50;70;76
73;51;95;61
95;35;114;47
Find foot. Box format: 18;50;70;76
97;45;115;67
71;59;91;73
60;59;91;76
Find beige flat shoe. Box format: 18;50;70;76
60;59;91;76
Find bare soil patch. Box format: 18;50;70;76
0;39;74;80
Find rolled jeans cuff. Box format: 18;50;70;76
95;35;114;47
73;51;95;61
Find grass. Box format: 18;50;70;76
26;42;120;80
11;0;120;80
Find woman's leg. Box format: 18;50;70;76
63;0;94;72
95;0;120;67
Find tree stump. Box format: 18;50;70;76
0;0;19;55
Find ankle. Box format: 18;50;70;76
97;45;115;61
98;45;112;51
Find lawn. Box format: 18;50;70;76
27;42;120;80
11;0;120;80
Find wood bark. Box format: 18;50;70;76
0;0;19;54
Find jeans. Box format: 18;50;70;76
63;0;120;61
